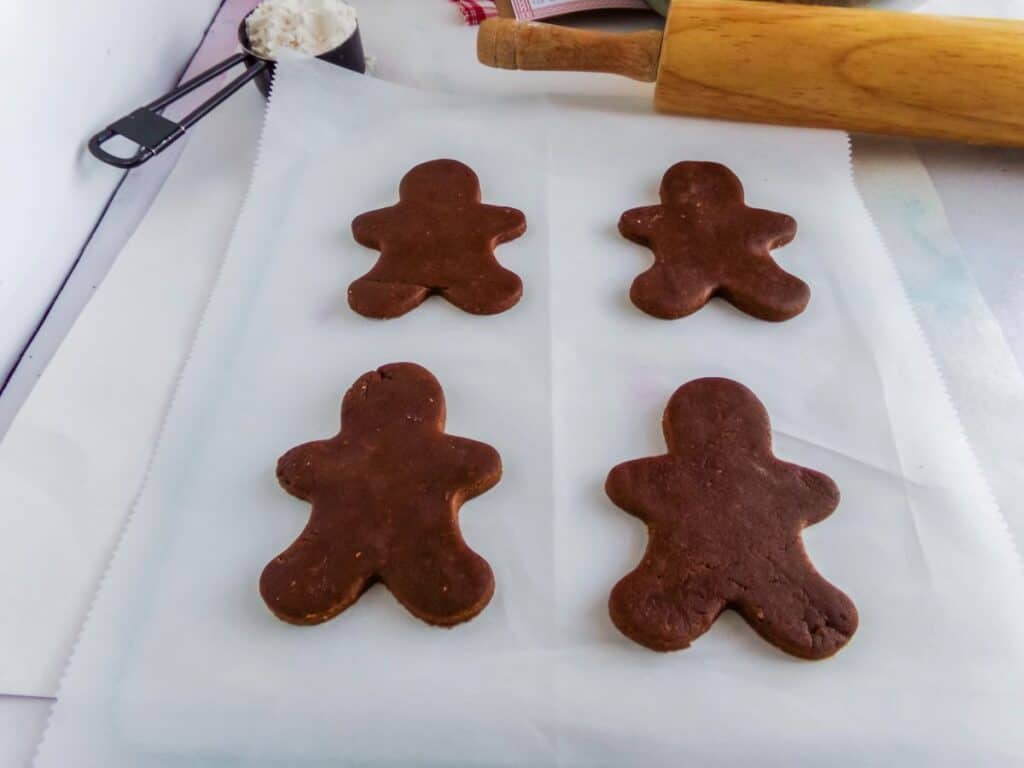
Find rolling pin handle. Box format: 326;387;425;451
478;18;662;82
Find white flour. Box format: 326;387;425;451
246;0;357;58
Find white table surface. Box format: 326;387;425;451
1;1;1022;764
0;0;220;386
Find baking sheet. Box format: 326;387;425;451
36;57;1024;765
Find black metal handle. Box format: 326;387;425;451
88;52;270;169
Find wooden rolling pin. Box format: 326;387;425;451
477;0;1024;146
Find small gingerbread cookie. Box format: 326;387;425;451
349;159;527;318
606;378;857;660
261;362;501;627
619;162;808;322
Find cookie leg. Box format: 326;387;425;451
381;545;495;627
348;276;430;319
718;261;810;322
260;534;375;625
441;267;523;315
629;265;715;320
734;564;858;660
609;568;725;652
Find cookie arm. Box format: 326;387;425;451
445;436;503;501
744;208;798;253
351;206;397;249
783;464;841;526
276;440;331;501
480;204;527;245
605;457;667;522
618;206;659;245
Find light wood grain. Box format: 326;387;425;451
656;0;1024;146
477;18;663;82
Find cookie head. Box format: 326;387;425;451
341;363;446;435
663;377;772;458
660;161;744;209
399;159;481;205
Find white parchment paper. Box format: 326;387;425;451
36;57;1024;766
6;0;1022;707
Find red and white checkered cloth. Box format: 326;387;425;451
450;0;499;24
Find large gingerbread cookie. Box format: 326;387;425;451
349;159;527;318
261;363;502;627
619;162;808;321
606;378;857;660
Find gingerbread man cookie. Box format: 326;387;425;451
261;363;501;627
619;162;808;322
606;378;857;660
349;159;527;318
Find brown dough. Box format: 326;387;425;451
349;159;527;318
261;362;501;627
606;378;857;660
619;162;808;322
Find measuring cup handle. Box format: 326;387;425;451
87;53;270;169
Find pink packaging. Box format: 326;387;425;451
452;0;650;24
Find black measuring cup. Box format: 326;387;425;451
88;14;365;169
